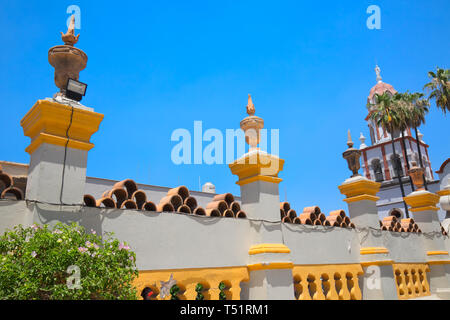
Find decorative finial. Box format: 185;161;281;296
240;94;264;151
61;15;80;46
417;130;424;142
246;94;255;116
49;15;87;96
343;130;362;178
408;161;425;191
359;132;367;149
347;130;354;148
375;65;382;83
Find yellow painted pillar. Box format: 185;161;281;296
404;190;450;297
20;99;103;205
339;176;397;299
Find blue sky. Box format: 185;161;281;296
0;0;449;214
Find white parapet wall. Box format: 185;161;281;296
1;199;449;300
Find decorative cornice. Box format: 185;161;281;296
437;189;450;196
21;100;103;154
344;194;380;204
25;133;94;154
338;177;381;199
409;206;439;213
229;152;284;186
403;191;440;212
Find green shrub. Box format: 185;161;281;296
0;222;139;300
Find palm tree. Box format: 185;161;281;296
393;92;415;192
401;92;430;189
369;92;410;218
424;67;450;114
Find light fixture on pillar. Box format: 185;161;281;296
48;15;88;100
408;161;425;191
66;78;87;101
342;130;362;178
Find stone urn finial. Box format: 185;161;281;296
48;15;87;97
240;94;264;151
342;130;362;178
408;161;425;191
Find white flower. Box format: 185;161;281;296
57;239;62;243
31;251;37;258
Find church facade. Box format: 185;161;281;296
358;66;444;220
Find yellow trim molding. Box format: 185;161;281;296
404;191;440;211
236;175;282;186
248;243;291;255
427;251;449;256
343;195;380;203
247;262;293;271
427;260;450;265
410;206;439;212
229;152;284;186
437;189;450;196
21;99;103;154
25;133;94;154
360;260;393;267
360;247;389;255
338;178;380;199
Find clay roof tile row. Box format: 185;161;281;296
84;179;247;219
380;216;422;233
280;202;355;228
0;166;24;201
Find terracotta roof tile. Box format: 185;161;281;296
0;170;24;201
280;202;356;228
84;180;246;219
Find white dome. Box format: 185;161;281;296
202;182;215;193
